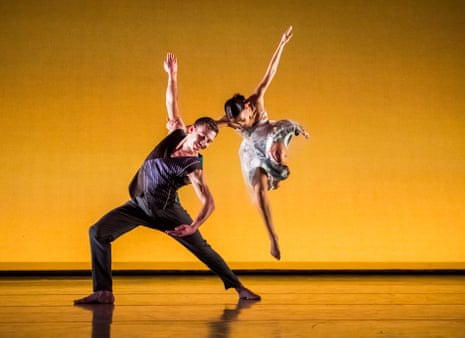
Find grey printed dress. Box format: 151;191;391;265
237;113;306;190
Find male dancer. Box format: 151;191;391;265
74;53;260;304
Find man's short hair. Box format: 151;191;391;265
194;117;219;135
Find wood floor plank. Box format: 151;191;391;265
2;292;465;306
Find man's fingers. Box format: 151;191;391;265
166;229;186;237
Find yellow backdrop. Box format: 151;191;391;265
1;0;464;270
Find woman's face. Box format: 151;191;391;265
232;105;254;128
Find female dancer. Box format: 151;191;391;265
218;26;309;260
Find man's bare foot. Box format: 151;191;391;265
235;285;261;301
74;290;115;305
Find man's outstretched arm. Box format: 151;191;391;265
164;52;186;132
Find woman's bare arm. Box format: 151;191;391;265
252;26;293;112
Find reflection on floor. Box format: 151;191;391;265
0;274;465;337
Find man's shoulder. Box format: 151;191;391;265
166;128;187;138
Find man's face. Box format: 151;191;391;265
189;125;216;151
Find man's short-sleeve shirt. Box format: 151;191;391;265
129;129;203;209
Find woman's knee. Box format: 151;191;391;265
269;141;288;165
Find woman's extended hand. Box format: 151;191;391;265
280;26;293;46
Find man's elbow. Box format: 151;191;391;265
203;196;215;214
209;198;215;213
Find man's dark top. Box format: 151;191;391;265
129;129;203;209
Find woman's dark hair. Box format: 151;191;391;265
224;94;245;120
194;117;219;135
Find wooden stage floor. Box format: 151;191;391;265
0;274;464;337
